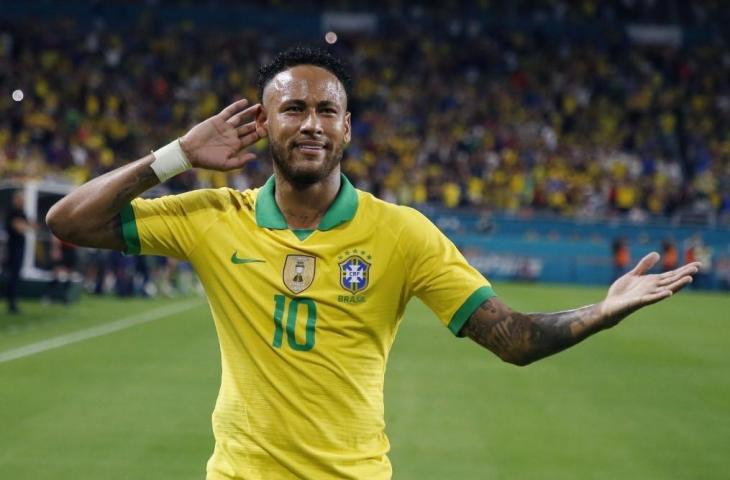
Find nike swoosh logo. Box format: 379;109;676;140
231;251;266;265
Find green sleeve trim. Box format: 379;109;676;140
448;285;497;337
120;203;141;255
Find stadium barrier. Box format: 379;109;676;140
424;209;730;290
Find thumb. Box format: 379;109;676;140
631;252;660;275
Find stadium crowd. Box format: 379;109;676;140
2;1;729;300
2;6;729;223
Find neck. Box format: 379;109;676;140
273;168;341;229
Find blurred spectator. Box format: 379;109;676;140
661;239;678;273
685;235;713;289
684;236;698;264
3;191;33;313
43;235;78;304
612;237;631;281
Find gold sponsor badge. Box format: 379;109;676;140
283;254;316;294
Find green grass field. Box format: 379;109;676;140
1;283;728;479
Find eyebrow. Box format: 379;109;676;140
280;99;340;110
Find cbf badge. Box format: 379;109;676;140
283;254;316;294
339;255;370;293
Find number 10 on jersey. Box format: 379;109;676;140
272;295;317;351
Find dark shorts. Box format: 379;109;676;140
4;249;23;272
61;248;77;269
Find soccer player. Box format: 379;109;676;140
46;47;700;479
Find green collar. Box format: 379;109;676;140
255;174;359;230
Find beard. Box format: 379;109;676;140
270;138;345;188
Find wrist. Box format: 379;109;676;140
596;300;623;329
178;136;197;168
150;138;192;182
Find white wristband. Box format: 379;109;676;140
150;139;192;182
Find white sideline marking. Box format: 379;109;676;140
0;299;203;364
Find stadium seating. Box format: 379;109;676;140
1;1;728;289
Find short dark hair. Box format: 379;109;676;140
257;46;352;106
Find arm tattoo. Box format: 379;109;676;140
110;166;159;211
101;166;159;250
461;298;603;366
47;158;160;251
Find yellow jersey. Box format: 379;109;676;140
120;174;494;479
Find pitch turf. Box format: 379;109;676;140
1;283;728;479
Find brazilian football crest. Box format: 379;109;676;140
339;255;370;293
283;254;316;294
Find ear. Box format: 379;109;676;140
255;104;269;138
344;111;351;144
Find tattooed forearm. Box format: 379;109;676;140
110;166;159;211
461;297;604;366
47;156;158;250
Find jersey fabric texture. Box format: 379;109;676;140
120;174;495;480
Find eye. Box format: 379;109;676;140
285;105;303;113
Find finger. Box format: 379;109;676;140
651;276;693;296
218;99;250;121
238;129;262;147
676;262;702;275
236;121;257;137
658;264;700;286
631;252;660;275
640;289;674;306
665;275;694;293
222;147;257;169
227;152;257;169
657;273;686;288
227;104;261;127
659;262;701;278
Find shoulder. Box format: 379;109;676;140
136;187;257;213
355;190;437;238
180;187;256;209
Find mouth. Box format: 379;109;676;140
293;140;327;154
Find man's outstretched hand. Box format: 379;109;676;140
600;252;700;324
179;99;267;171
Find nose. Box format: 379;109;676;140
300;109;323;136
